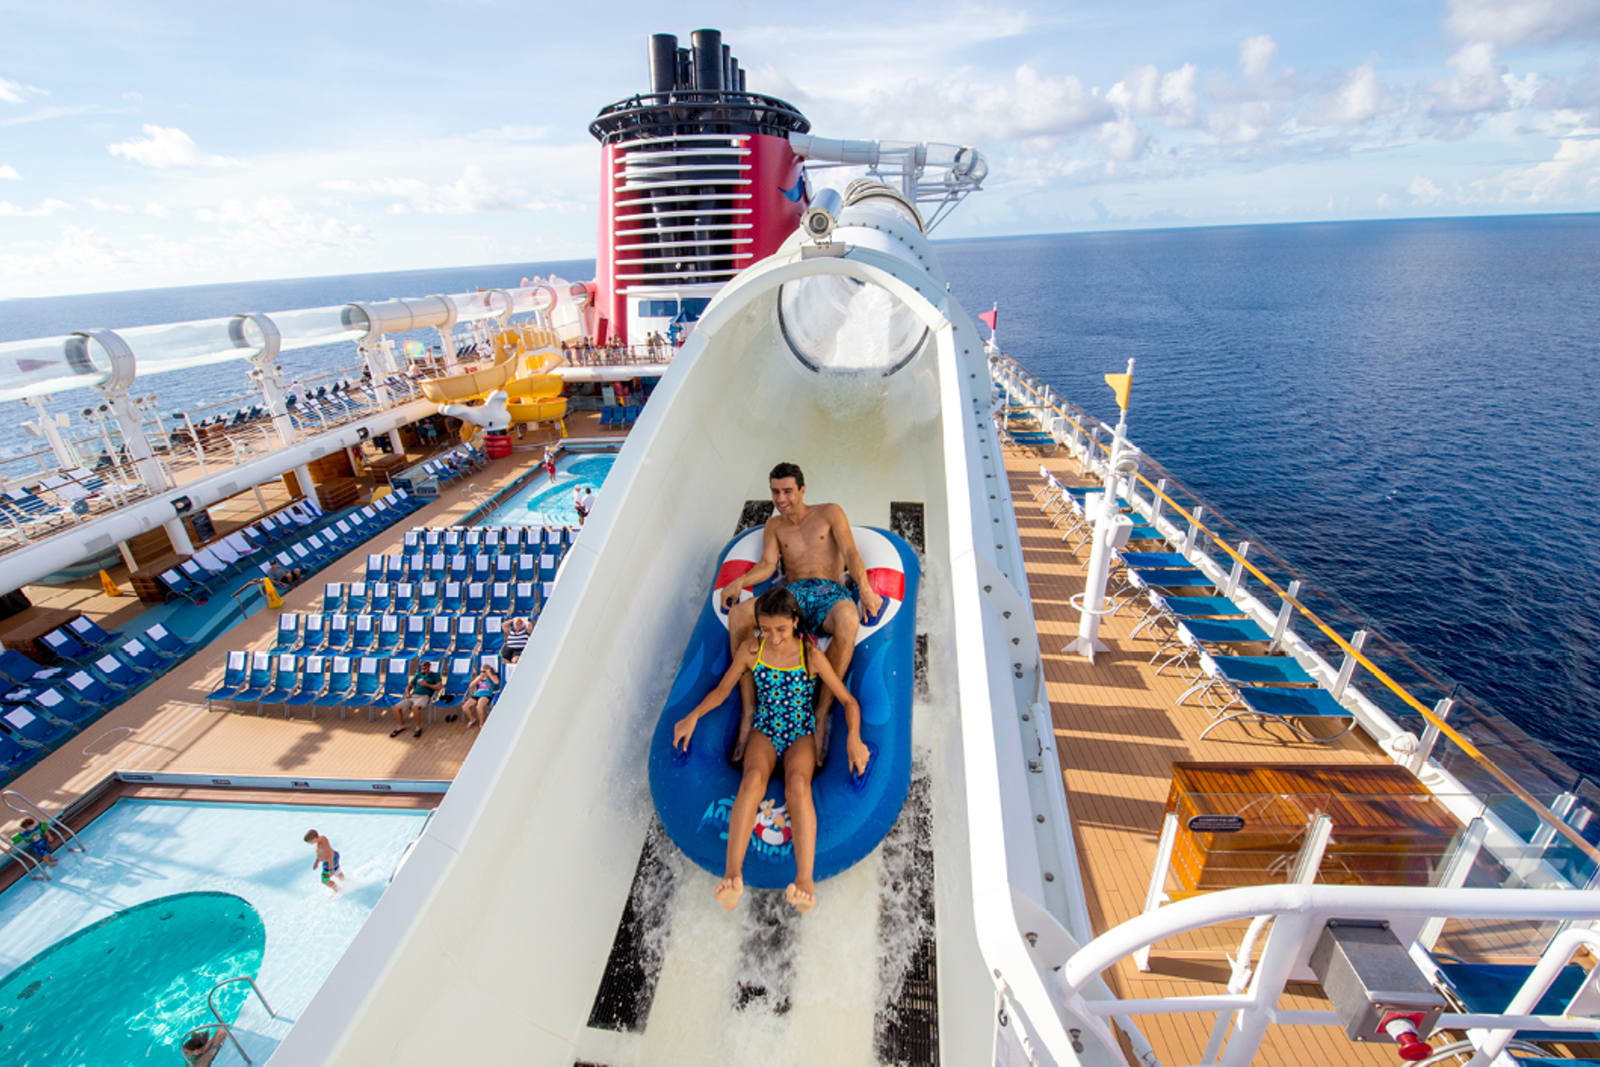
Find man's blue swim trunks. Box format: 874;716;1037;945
786;578;857;635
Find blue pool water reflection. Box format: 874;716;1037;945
483;453;617;527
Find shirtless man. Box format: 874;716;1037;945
720;462;883;763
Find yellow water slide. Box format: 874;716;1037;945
426;326;570;428
419;326;565;405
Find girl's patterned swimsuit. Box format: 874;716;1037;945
751;639;817;757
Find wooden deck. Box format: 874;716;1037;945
3;441;564;825
1005;444;1410;1066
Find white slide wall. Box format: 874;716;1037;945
275;213;1109;1065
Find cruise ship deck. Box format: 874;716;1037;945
1003;432;1599;1065
0;412;622;829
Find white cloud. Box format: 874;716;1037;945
1240;35;1279;81
1098;117;1149;162
144;202;171;218
88;197;135;213
108;125;242;168
0;76;45;104
0;197;70;217
0;163;18;180
1445;0;1600;47
1325;64;1384;125
1491;136;1600;202
849;64;1113;144
192;196;372;248
1409;176;1446;203
321;164;532;215
1430;43;1509;118
1108;63;1200;128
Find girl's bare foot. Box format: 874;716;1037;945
714;875;743;911
785;881;817;915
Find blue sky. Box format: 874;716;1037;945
2;0;1597;297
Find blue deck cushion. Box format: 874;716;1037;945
649;526;921;889
1163;596;1246;617
3;706;72;749
1181;618;1272;645
1199;684;1357;742
1130;566;1213;589
1435;960;1598;1041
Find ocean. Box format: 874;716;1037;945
3;215;1596;783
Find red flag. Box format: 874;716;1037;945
978;308;998;331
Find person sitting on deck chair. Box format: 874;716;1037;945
718;462;883;766
267;560;304;589
393;660;442;736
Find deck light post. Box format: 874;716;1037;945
1064;359;1135;663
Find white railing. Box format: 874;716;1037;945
1056;882;1600;1067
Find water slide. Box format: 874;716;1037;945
277;189;1123;1065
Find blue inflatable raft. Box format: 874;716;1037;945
647;525;920;888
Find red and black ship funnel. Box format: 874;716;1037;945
587;29;812;345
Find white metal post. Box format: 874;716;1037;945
26;396;78;469
1064;361;1133;662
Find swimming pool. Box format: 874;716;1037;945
0;798;429;1065
481;452;617;527
0;892;264;1063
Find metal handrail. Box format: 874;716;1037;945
0;835;47;880
2;790;85;853
207;975;275;1064
991;351;1600;869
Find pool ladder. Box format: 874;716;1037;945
198;975;277;1064
0;789;86;881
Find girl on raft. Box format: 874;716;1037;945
673;586;868;915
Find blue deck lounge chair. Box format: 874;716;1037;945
367;658;413;722
141;623;193;660
399;617;428;654
27;686;98;727
1186;653;1358;742
375;615;402;654
322;583;346;614
111;639;166;675
0;650;59;688
207;652;249;710
284;656;328;716
1432;958;1600;1043
275;614;303;652
256;654;302;715
313;657;356;716
39;627;96;664
2;706;72;749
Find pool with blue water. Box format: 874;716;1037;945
0;798;430;1065
482;452;617;527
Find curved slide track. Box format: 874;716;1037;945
277;194;1124;1065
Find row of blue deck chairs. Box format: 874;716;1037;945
362;544;571;586
320;577;554;618
274;610;534;659
599;404;641;428
0;622;199;776
392;445;487;494
401;525;575;554
0;468;127;540
1035;469;1359;743
158;490;421;604
209;651;504;722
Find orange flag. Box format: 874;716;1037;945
1103;372;1132;410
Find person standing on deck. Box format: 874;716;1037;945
718;462;882;765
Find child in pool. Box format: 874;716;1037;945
672;587;867;915
304;829;344;894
